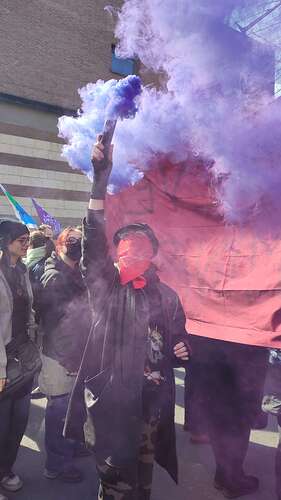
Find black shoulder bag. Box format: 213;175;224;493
0;339;42;400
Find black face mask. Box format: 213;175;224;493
65;239;82;262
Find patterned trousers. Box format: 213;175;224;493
97;416;159;500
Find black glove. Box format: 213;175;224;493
91;123;115;199
91;157;112;199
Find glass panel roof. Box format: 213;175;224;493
230;1;281;95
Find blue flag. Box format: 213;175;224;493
0;184;37;228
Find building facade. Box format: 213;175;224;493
0;0;123;226
0;2;277;227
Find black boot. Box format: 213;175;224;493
252;411;268;430
214;469;259;498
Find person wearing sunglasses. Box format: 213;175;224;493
38;227;91;483
0;220;35;500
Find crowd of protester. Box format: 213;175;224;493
0;137;280;500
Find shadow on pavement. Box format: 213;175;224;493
13;398;98;500
12;369;278;500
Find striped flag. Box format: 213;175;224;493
0;184;37;228
32;198;61;235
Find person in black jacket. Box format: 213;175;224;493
38;228;91;483
65;137;190;500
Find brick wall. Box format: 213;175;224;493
0;0;123;109
0;124;89;226
0;1;125;227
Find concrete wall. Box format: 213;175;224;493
0;102;89;226
0;101;60;133
0;0;123;109
0;0;123;227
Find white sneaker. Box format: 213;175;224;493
1;472;23;492
0;493;8;500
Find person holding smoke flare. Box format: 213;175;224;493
38;227;91;482
65;135;190;500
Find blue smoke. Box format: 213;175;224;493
58;75;142;190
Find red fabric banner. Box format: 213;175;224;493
106;164;281;348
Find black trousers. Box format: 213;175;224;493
189;335;268;480
0;390;31;478
184;365;207;434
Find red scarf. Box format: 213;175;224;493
117;234;154;289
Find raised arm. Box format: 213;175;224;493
80;136;117;295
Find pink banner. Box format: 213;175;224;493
106;164;281;348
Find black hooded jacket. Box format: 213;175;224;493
65;210;189;483
39;252;91;373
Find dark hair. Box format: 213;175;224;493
0;219;29;250
29;230;47;249
113;223;159;256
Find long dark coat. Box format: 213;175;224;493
65;210;189;483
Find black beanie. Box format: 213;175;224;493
113;223;159;256
0;220;29;249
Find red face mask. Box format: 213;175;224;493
117;233;154;289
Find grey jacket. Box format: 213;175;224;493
38;353;76;397
0;253;34;378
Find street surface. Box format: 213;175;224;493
8;368;278;500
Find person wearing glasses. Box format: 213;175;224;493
39;227;91;483
0;220;35;500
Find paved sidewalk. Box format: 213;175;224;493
5;368;278;500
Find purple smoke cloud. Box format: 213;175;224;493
58;1;281;223
112;0;281;223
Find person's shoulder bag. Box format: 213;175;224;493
0;339;42;400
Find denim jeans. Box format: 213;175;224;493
45;393;76;473
0;391;31;478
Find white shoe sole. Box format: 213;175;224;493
43;469;59;480
1;478;23;492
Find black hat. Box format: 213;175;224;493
0;220;29;250
113;223;159;256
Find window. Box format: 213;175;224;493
111;44;136;76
